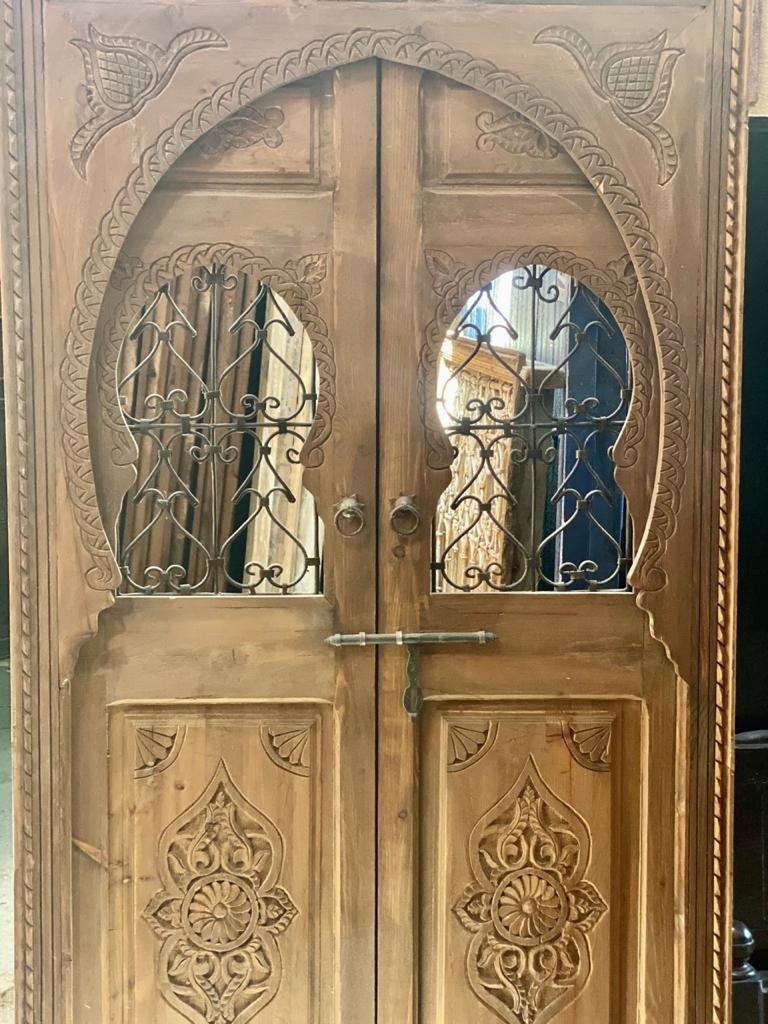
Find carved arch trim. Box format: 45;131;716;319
421;245;657;563
60;27;688;600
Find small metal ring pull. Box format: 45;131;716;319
334;495;365;537
389;494;421;536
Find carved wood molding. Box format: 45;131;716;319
92;242;336;555
1;1;41;1016
69;24;227;178
712;0;749;1017
59;27;687;600
421;245;657;562
534;27;682;185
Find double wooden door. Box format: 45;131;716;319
68;60;675;1024
0;3;745;1021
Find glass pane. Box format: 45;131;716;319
116;262;323;595
433;265;632;593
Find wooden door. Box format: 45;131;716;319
377;64;674;1024
69;64;379;1024
0;5;749;1024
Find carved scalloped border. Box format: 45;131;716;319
92;242;335;546
420;245;656;555
59;27;687;597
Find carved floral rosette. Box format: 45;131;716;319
143;760;298;1024
454;756;607;1022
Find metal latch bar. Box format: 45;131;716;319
324;630;498;718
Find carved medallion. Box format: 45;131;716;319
476;110;561;160
447;721;498;772
143;760;297;1024
69;24;227;177
454;756;607;1022
535;27;682;184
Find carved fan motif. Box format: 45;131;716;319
563;720;613;771
135;724;187;779
447;721;498;771
454;756;607;1022
143;760;298;1024
261;726;312;777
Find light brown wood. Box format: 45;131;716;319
0;5;750;1024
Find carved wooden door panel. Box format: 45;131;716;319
0;4;748;1024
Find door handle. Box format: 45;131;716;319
334;495;365;536
389;494;421;536
325;630;497;718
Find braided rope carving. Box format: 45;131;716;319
712;0;748;1018
60;28;687;597
2;1;38;1018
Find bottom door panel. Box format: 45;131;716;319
420;702;642;1023
108;704;330;1024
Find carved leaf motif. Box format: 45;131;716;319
447;721;498;772
69;24;227;178
424;249;463;296
288;253;329;297
475;111;561;160
454;756;607;1022
261;726;312;777
143;760;297;1024
535;26;682;184
198;103;285;156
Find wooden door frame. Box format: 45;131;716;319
0;5;750;1021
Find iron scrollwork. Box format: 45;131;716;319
433;264;632;593
117;261;323;595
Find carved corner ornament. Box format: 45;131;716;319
562;719;612;772
143;760;297;1023
535;27;683;185
447;721;498;772
261;725;312;777
454;756;607;1022
135;724;187;779
69;24;227;178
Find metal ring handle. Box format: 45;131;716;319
334;495;365;537
389;494;421;536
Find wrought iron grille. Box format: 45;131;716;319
433;265;632;593
117;262;322;594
